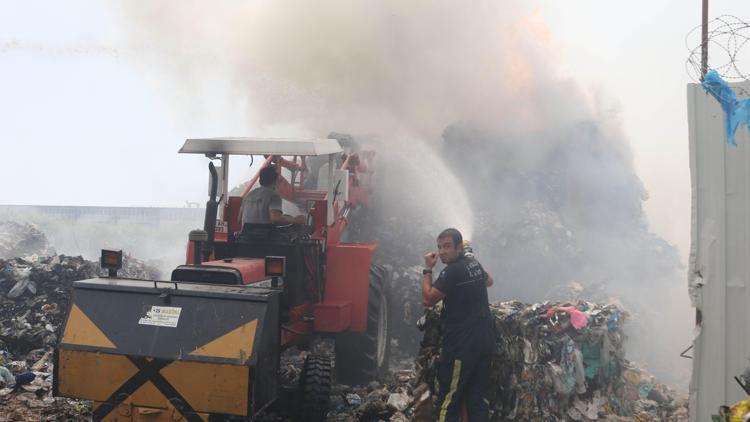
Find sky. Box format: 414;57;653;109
1;0;748;265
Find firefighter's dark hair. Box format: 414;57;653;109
259;166;278;187
437;228;463;248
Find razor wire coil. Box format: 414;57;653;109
686;15;750;89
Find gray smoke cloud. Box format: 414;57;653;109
114;1;691;388
114;2;596;138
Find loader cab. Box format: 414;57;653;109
175;138;357;336
177;137;347;245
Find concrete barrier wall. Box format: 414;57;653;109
0;205;204;225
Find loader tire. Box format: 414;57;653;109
334;264;391;385
299;354;332;421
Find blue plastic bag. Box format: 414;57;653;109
702;70;750;146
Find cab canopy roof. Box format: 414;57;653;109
179;137;342;157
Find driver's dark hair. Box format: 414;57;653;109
259;166;278;187
437;228;463;248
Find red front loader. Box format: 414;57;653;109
53;137;390;421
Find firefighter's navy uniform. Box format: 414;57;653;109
433;254;494;422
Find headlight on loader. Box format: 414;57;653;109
100;249;122;277
264;256;286;277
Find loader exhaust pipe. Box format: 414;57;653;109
189;229;208;265
203;162;219;261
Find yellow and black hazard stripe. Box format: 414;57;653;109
57;348;251;420
56;302;258;420
91;356;199;421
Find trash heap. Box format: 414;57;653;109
0;249;160;421
413;300;689;422
326;373;416;422
0;222;56;260
0;255;96;356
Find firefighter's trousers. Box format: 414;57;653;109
435;337;492;422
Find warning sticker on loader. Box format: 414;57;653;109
138;306;182;328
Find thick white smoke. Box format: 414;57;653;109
112;1;602;238
115;2;597;140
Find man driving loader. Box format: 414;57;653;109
240;165;306;226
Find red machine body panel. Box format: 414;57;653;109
313;302;351;332
321;243;376;333
201;258;266;284
282;303;314;346
226;196;243;234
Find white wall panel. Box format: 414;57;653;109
688;81;750;422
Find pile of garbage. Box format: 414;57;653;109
326;374;416;422
0;222;56;260
0;255;95;356
0;348;90;421
413;300;688;421
0;247;160;420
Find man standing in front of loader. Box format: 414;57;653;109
422;228;494;422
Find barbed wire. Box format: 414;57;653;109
686;15;750;84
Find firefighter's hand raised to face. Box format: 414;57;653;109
424;252;438;269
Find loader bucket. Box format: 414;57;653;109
53;278;279;421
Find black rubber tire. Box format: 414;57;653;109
334;264;391;385
299;354;332;421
